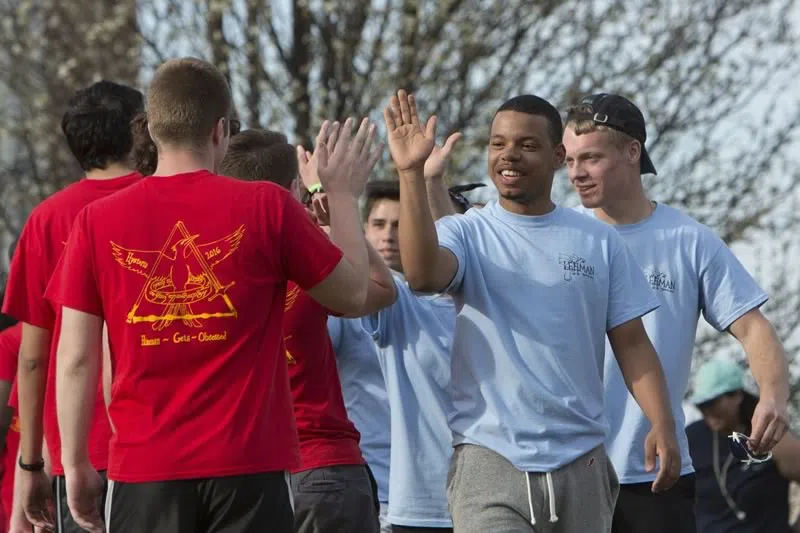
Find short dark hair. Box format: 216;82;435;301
219;129;297;189
362;180;399;222
61;80;144;171
496;95;563;146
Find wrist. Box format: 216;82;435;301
398;167;425;181
18;456;44;473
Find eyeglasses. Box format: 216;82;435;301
728;432;772;465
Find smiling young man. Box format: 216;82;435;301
563;93;791;533
386;89;680;533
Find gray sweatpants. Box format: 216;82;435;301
447;444;619;533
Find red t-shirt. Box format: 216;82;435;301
0;324;21;532
2;174;142;476
44;170;343;482
284;283;364;472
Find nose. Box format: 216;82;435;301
500;146;521;162
382;225;398;243
568;161;589;182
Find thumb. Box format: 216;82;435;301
644;435;656;472
425;115;438;140
442;132;463;155
296;145;308;166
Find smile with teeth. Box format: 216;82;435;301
500;170;522;178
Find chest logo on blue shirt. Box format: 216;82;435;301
643;267;676;293
558;253;596;281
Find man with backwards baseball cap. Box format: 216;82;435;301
563;93;791;533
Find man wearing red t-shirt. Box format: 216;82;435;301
1;80;144;533
46;58;378;533
0;320;21;533
220;128;394;533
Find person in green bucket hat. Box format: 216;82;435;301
686;358;800;533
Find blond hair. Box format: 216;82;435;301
564;104;636;149
146;58;233;148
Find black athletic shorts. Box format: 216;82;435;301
612;473;697;533
105;471;293;533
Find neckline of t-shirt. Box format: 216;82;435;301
144;169;214;185
491;201;561;227
611;202;663;234
78;172;141;190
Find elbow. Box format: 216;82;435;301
405;272;438;293
339;283;369;316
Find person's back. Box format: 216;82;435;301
2;79;144;533
46;58;374;533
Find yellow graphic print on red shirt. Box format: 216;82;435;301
110;221;245;332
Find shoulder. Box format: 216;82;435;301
0;324;22;350
24;181;87;226
685;419;711;441
654;204;722;243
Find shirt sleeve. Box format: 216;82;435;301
2;218;56;329
0;324;20;382
279;192;344;290
360;276;404;347
44;207;104;318
698;233;768;331
434;214;466;293
606;234;660;331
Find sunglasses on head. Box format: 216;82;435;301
229;118;241;136
728;432;772;465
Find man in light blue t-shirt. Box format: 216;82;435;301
563;93;791;533
382;89;681;533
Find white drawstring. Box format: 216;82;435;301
525;471;536;525
546;472;559;523
525;471;559;525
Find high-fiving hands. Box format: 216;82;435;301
384;90;438;173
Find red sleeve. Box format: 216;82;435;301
44;207;104;317
7;379;17;409
279;192;343;290
2;219;56;329
0;324;21;382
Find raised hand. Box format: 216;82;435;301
384;90;436;172
315;117;383;197
424;131;463;180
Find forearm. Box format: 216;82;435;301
398;168;443;289
326;192;370;300
740;320;790;402
344;240;396;318
56;339;100;469
616;340;675;430
426;178;456;220
18;324;51;463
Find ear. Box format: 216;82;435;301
211;117;226;146
553;143;566;166
628;140;642;167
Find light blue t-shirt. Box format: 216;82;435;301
575;203;768;483
435;200;660;472
327;316;391;503
362;272;455;528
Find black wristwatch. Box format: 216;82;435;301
18;456;45;472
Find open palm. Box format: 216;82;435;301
384;90;436;172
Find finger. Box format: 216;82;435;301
748;412;768;453
442;132;464;154
351;117;370;156
408;94;422;128
390;95;403;127
771;418;788;448
756;420;778;454
398;90;413;125
367;142;385;171
651;453;669;493
314;120;330;147
360;123;377;157
326;121;341;153
315;140;329;171
334;117;354;155
296;145;308;166
383;107;397;131
425;115;438;140
643;439;656;473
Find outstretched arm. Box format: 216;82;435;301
385;90;459;293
